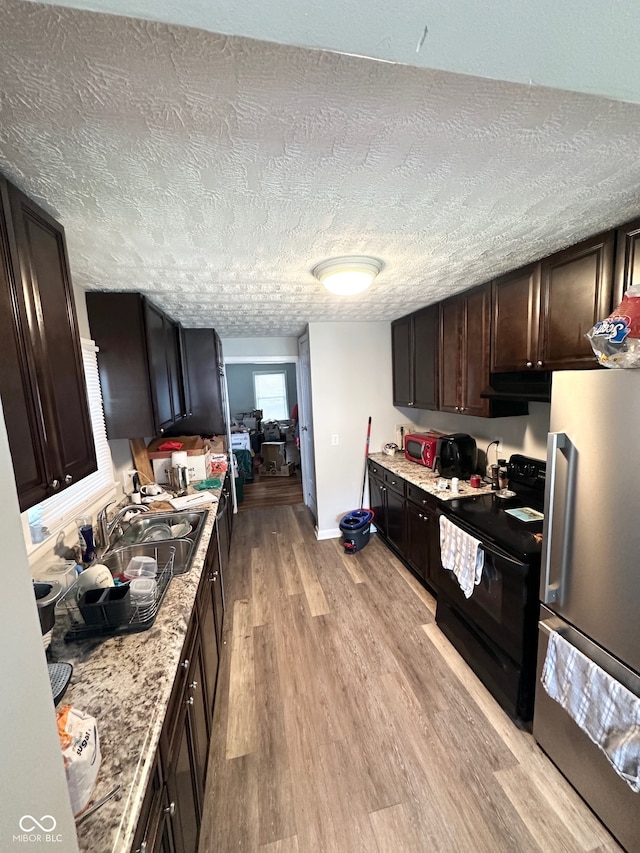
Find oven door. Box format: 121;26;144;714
435;512;533;665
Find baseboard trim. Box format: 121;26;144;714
315;526;341;541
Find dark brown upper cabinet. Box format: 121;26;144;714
492;231;614;373
439;284;492;417
164;328;226;437
613;217;640;305
392;304;439;410
0;177;96;512
87;292;189;439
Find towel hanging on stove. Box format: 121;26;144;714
439;515;484;598
541;630;640;792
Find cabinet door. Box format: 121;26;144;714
199;546;220;718
539;231;614;369
166;321;186;422
0;182;50;510
165;698;200;853
491;265;540;372
186;644;210;809
368;469;387;537
438;297;461;413
167;329;225;437
385;487;405;555
413;305;439;410
460;285;491;417
145;301;175;433
405;500;430;580
613;217;640;305
131;755;176;853
391;316;413;407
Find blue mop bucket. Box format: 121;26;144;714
339;509;374;554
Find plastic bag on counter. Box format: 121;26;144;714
586;285;640;368
56;705;101;816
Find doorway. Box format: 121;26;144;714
224;355;304;511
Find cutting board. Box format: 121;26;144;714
129;437;154;485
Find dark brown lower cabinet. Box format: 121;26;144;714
131;753;176;853
405;484;441;591
368;461;441;594
134;519;229;853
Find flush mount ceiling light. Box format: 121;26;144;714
312;255;384;296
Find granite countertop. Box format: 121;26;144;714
48;488;221;853
368;452;495;500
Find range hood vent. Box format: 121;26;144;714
481;371;552;403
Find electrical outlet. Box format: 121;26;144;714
395;423;414;446
493;436;503;451
331;434;339;446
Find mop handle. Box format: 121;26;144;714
360;416;372;509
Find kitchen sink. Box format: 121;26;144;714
102;509;208;575
107;510;208;551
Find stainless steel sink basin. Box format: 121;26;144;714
108;509;207;550
103;509;208;575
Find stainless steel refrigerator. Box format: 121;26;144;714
533;369;640;851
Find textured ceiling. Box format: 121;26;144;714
2;1;640;337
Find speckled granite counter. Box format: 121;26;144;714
368;452;494;500
48;490;221;853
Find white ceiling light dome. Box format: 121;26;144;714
312;256;384;296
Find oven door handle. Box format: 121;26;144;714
438;510;528;570
541;431;575;605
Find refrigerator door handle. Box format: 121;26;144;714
541;431;574;604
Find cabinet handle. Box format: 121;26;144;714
526;361;533;368
186;696;194;705
181;659;189;669
159;428;165;434
189;681;198;690
164;802;175;817
64;474;73;484
460;407;465;412
537;360;543;367
50;479;61;490
135;843;147;853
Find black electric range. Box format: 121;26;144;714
441;454;546;561
435;454;546;723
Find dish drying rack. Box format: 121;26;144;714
56;546;175;642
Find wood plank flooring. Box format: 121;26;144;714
198;505;621;853
238;471;303;512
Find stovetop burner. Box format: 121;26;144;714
442;454;546;560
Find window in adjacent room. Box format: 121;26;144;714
253;371;288;421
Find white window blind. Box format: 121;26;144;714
253;371;288;420
24;339;115;540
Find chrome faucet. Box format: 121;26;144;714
97;500;149;554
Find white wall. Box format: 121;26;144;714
221;336;299;359
0;399;79;852
307;322;401;537
407;402;551;470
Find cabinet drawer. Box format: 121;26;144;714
368;461;384;479
161;615;198;762
406;482;437;510
383;469;405;496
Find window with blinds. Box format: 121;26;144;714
25;339;115;545
253;371;289;421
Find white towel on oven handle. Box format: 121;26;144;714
541;630;640;793
439;515;484;599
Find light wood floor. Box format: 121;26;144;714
198;505;621;853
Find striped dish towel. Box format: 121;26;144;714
541;630;640;792
439;515;484;599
